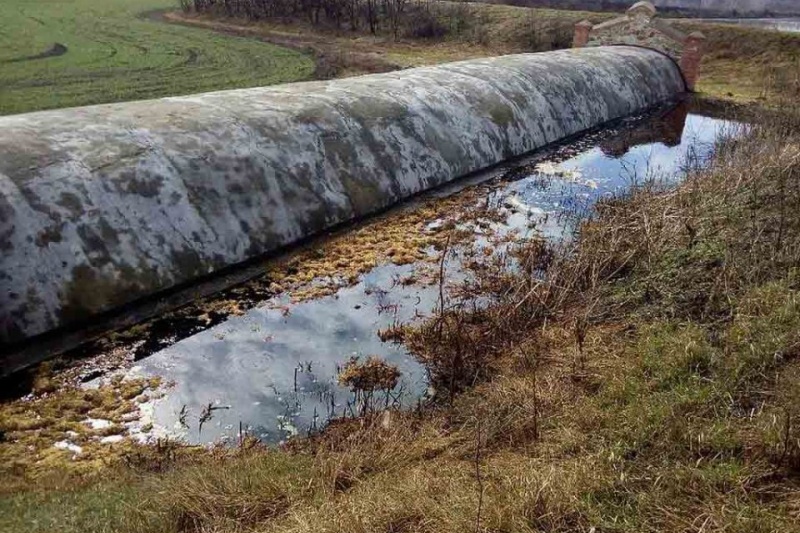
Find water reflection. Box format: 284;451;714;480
132;100;738;445
134;263;434;444
502;101;729;240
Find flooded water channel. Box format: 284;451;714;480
701;17;800;33
79;99;740;446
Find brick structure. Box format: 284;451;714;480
572;1;706;90
679;32;707;91
573;20;593;48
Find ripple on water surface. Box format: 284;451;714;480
130;100;740;445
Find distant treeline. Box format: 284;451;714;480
179;0;573;46
487;0;626;11
181;0;450;38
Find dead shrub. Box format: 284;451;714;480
338;356;401;416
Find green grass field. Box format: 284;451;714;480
0;0;315;115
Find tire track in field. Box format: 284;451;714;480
1;2;314;115
141;9;321;78
1;43;68;64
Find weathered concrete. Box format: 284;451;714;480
0;46;685;351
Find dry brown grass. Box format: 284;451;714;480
674;21;800;103
282;102;800;532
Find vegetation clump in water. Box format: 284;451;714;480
338;356;401;393
0;367;162;481
338;356;403;416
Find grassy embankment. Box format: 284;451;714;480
674;20;800;103
1;0;796;115
166;1;800;105
161;3;610;77
0;0;314;115
3;96;800;533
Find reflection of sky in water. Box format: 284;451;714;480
133;104;737;445
135;263;436;444
560;115;721;183
505;113;734;240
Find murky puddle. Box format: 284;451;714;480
86;99;739;446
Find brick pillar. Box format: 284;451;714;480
573;20;593;48
680;31;706;91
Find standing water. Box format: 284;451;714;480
102;100;739;445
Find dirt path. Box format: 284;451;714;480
151;10;505;80
150;10;403;79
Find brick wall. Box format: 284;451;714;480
572;1;706;90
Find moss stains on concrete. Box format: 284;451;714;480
0;47;685;361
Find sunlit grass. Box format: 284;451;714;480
0;0;314;115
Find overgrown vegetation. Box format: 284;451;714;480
3;101;799;532
675;21;800;103
338;356;402;416
171;0;800;105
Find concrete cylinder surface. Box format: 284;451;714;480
0;46;685;349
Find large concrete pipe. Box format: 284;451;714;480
0;46;685;357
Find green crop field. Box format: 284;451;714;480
0;0;315;116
